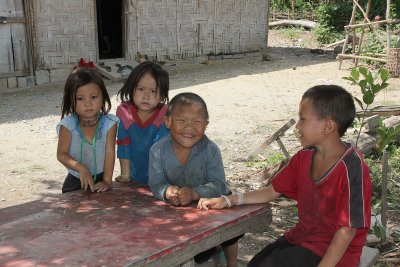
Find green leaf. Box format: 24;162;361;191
380;68;389;81
351;68;360;80
359;80;367;94
359;67;368;77
380;82;389;90
371;84;380;94
363;92;374;105
366;73;374;85
343;77;357;84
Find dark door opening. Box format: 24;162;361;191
96;0;123;59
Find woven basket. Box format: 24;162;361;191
387;48;400;77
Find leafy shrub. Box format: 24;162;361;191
315;2;353;31
365;144;400;210
313;25;344;44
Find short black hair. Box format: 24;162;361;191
61;67;111;118
167;92;209;120
118;61;169;104
302;85;355;137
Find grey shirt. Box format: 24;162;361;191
149;134;229;201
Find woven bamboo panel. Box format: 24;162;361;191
387;48;400;77
128;0;268;60
33;0;96;68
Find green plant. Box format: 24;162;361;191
313;25;344;45
365;145;400;209
280;26;303;40
343;67;389;147
376;120;400;154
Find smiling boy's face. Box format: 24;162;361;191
165;103;208;151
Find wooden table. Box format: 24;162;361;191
0;183;271;267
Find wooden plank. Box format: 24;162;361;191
247;118;296;160
0;24;13;73
357;105;400;117
1;17;26;23
10;22;28;71
0;69;29;79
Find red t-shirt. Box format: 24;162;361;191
271;145;371;267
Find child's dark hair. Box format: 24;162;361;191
302;85;355;137
61;68;111;118
118;61;169;104
167;92;209;120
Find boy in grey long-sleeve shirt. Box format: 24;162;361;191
148;92;240;267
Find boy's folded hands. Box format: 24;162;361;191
165;186;199;206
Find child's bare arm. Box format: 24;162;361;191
178;187;200;206
317;227;356;267
57;126;94;192
95;123;117;192
198;184;280;210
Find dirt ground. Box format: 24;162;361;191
1;30;399;265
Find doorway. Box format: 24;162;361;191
96;0;123;59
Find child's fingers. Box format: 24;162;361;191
197;198;211;210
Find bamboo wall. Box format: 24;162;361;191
32;0;97;69
31;0;268;68
127;0;269;61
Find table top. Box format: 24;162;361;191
0;183;271;267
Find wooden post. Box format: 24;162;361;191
381;150;388;243
387;0;391;63
355;0;371;66
24;0;35;75
339;0;358;69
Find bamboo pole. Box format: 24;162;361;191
381;150;388;243
355;0;371;66
338;53;387;63
339;1;358;69
387;0;391;63
344;19;400;29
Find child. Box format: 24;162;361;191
57;68;118;193
148;92;241;267
198;85;372;267
115;61;169;184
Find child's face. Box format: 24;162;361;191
166;103;208;150
295;98;326;147
133;73;161;113
75;83;103;120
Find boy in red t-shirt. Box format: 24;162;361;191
198;85;372;267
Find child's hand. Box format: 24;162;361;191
79;168;95;192
177;187;194;206
165;186;180;206
197;197;227;210
94;181;111;192
115;174;131;183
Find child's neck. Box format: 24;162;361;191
172;143;192;165
311;139;348;181
137;109;155;124
79;116;99;127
